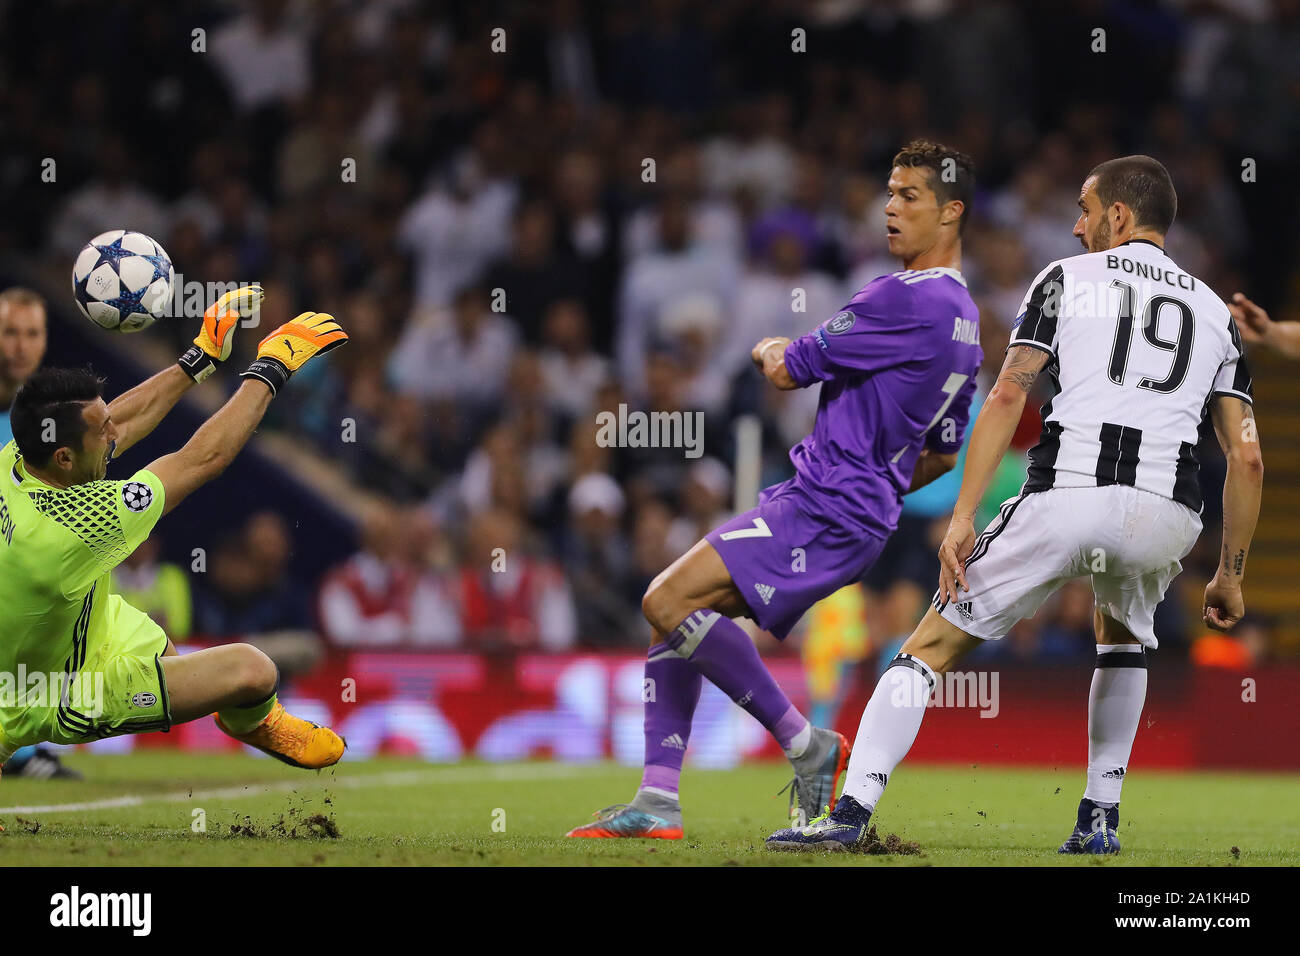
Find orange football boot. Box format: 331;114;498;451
216;701;345;769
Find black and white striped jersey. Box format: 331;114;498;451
1009;238;1252;513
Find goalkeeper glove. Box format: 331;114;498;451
178;283;265;383
240;311;348;396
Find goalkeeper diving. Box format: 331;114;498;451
0;286;348;776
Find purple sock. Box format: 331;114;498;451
638;642;703;798
667;609;808;751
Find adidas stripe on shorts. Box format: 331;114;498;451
934;485;1201;649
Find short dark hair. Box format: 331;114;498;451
1086;155;1178;234
9;367;105;467
891;140;976;235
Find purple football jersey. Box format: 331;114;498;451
781;268;983;539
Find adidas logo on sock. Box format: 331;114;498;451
754;583;776;605
1102;767;1126;778
866;771;888;787
660;733;686;750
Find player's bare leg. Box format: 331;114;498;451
1058;609;1140;854
568;538;849;838
160;643;344;770
768;608;979;850
641;537;755;631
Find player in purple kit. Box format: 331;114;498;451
566;141;983;839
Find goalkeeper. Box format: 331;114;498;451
0;286;348;776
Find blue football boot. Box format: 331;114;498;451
1058;798;1121;854
766;793;872;852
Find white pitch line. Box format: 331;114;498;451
0;762;601;815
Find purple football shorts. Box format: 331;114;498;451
705;478;888;640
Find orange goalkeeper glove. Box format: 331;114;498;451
240;311;348;396
178;283;264;383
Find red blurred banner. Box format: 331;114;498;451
108;652;1300;771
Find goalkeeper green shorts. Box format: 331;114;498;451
0;595;172;760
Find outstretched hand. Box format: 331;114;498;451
240;311;349;396
198;283;265;362
1228;292;1270;346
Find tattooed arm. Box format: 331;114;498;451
1203;395;1263;631
937;345;1049;601
950;346;1048;521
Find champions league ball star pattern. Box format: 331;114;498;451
71;230;174;333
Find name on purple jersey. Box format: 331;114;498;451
952;317;979;344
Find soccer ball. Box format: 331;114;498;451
71;230;174;333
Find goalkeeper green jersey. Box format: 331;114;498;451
0;438;166;705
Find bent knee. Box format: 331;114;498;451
643;571;690;635
232;644;278;698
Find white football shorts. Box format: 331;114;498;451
934;485;1202;649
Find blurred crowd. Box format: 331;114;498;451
4;0;1298;663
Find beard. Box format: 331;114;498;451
1090;217;1111;253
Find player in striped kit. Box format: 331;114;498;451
769;155;1262;854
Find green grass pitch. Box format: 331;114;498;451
1;751;1296;866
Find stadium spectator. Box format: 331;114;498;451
481;199;588;345
49;136;168;259
831;171;891;279
560;472;641;646
0;288;48;443
616;194;738;401
1032;581;1102;661
389;282;520;442
537;298;610;423
398;123;519;309
665;457;733;558
318;504;460;647
969;228;1033;329
277;87;377;201
622;144;744;262
457;508;576;652
193;512;313;637
208;0;310;115
550;148;621;341
729;208;841;371
112;535;193;641
629;497;678;601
